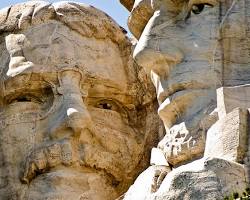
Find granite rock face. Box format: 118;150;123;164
120;0;134;11
120;0;250;199
0;1;160;199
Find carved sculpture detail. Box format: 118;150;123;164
120;0;250;199
0;1;159;199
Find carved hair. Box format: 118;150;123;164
0;1;126;44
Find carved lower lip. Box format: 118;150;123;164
25;167;120;200
24;165;120;187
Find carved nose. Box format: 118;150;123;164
133;11;183;75
134;36;184;78
49;93;92;140
65;102;92;134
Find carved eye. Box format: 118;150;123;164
99;102;112;110
191;3;213;15
9;94;44;104
191;4;204;14
93;99;131;123
96;100;118;111
4;86;54;111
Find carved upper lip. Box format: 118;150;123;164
157;81;214;129
158;81;211;104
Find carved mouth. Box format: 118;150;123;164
157;86;214;129
25;166;120;187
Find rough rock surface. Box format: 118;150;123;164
120;0;134;11
125;158;247;200
0;1;160;199
127;0;154;39
120;0;250;199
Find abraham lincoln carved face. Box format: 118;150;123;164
124;0;249;166
123;0;229;166
0;1;158;199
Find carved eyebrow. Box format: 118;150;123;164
86;76;127;93
87;89;136;107
3;79;50;94
3;73;31;91
3;71;57;95
168;0;189;6
188;0;219;6
175;0;189;4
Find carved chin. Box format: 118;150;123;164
158;125;205;166
158;109;218;166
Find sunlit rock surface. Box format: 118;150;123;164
120;0;250;199
0;1;160;199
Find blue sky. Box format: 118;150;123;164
0;0;130;34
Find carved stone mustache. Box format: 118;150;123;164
21;139;76;184
20;136;123;184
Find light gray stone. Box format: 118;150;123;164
205;107;248;163
217;85;250;119
120;0;250;199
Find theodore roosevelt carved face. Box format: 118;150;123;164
0;1;158;199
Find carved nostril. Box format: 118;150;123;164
49;105;92;140
66;107;92;135
134;45;183;74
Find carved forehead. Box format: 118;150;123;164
126;0;219;39
1;30;129;90
0;1;133;90
127;0;185;39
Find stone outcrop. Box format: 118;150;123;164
0;1;160;199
